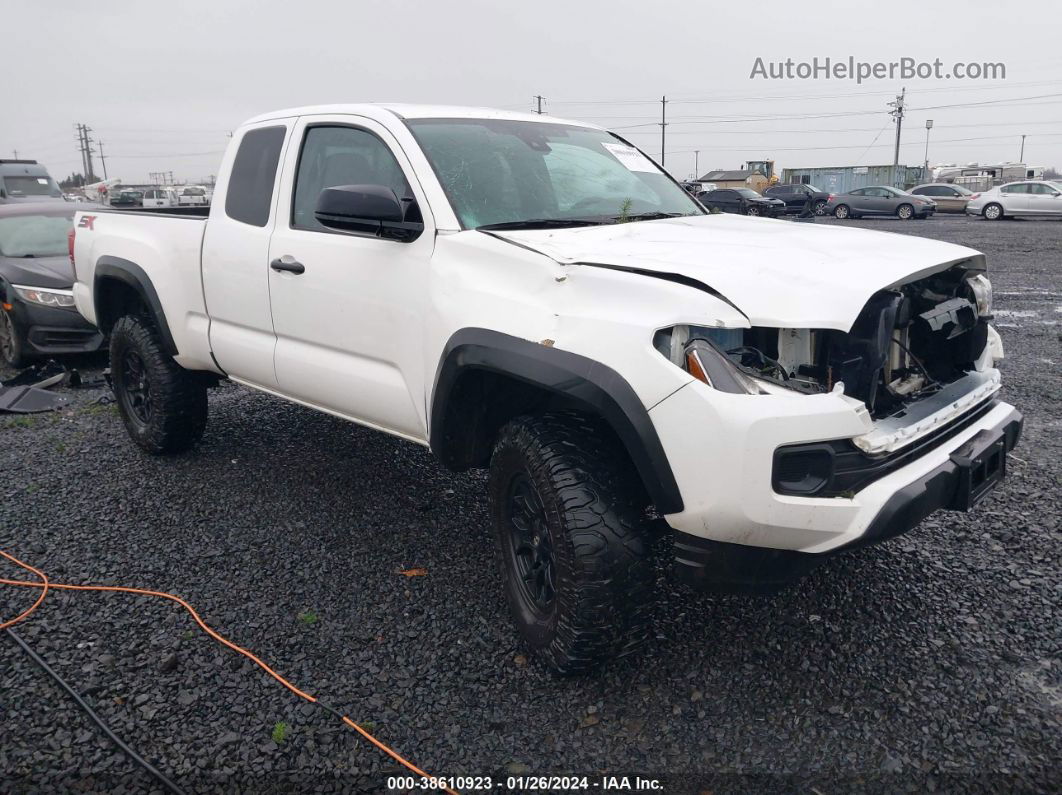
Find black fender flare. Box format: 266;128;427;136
93;257;178;356
430;328;684;515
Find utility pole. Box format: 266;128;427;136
75;124;88;181
12;149;18;159
694;149;700;180
923;119;933;179
1019;134;1026;162
888;87;905;169
533;95;545;114
659;95;668;168
81;125;97;183
97;141;108;180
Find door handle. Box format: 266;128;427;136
270;257;305;275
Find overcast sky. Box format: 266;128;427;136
4;0;1061;184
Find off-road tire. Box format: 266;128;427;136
110;314;207;454
488;412;654;675
0;306;29;369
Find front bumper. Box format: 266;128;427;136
650;371;1018;555
672;405;1022;592
9;298;104;356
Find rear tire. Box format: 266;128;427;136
0;306;29;369
983;203;1004;220
488;412;654;674
833;204;851;219
110;314;207;454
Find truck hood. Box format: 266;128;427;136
490;214;984;330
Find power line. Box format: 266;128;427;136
541;80;1062;109
618;118;1062;136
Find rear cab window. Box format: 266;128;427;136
225;126;287;226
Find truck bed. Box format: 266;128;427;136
98;206;211;218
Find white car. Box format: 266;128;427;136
966;180;1062;220
70;104;1021;673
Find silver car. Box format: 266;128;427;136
826;185;936;220
966;180;1062;220
909;183;974;213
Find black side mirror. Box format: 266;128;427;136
314;185;423;242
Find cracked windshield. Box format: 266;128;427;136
406;118;704;229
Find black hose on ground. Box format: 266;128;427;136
5;628;188;795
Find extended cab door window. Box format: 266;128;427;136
267;117;435;440
201;121;292;388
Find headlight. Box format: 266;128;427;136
13;285;76;308
965;274;992;316
653;324;762;395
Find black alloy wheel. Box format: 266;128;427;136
117;349;152;426
504;473;556;612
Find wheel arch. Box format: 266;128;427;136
93;257;178;356
429;328;684;515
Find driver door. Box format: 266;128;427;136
266;115;436;441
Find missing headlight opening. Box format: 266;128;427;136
657;264;993;418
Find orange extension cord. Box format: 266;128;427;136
0;548;457;795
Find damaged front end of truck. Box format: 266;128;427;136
653;260;1008;496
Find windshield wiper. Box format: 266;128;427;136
613;211;691;222
476;218;608;231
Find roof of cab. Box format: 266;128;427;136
239;103;602;130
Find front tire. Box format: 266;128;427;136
0;306;29;369
746;205;761;216
896;203;914;220
488;413;653;674
110;314;207;454
833;204;851;219
983;203;1004;220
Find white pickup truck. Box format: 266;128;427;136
72;104;1022;673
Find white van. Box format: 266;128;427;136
143;187;180;208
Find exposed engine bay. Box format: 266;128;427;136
656;265;995;419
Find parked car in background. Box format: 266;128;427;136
143;187;180;208
764;183;832;215
699;188;785;217
965;181;1062;220
0;160;65;205
111;190;144;208
910;183;974;213
178;186;210;206
826;186;936;220
0;203;104;367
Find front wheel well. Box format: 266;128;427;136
434;368;578;469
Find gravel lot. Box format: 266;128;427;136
1;214;1059;793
